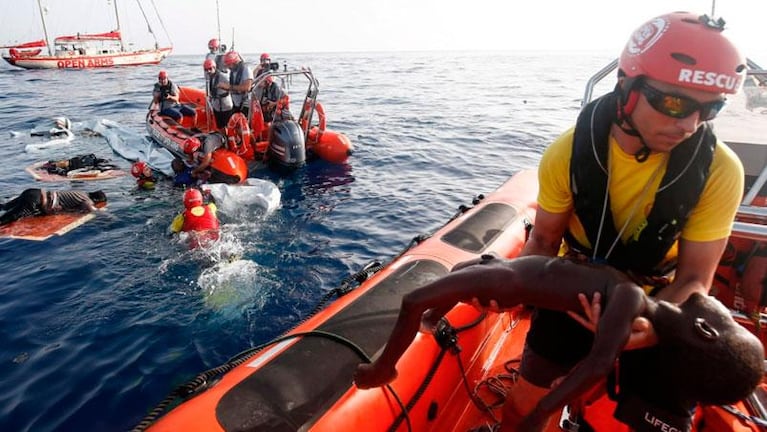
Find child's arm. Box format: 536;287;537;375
519;283;647;430
353;289;459;389
353;263;510;389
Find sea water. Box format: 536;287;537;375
0;51;616;431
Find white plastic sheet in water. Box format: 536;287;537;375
85;118;176;177
202;178;281;217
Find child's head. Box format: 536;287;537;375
653;293;764;405
88;190;108;208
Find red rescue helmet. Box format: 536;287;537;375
184;188;203;209
208;38;219;50
260;53;270;62
158;70;168;80
619;12;746;94
183;136;201;155
131;161;148;178
203;58;216;71
224;50;240;67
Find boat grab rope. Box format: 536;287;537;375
131;329;412;432
304;260;385;319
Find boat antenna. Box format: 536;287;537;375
711;0;716;17
148;0;172;48
36;0;52;56
216;0;222;45
231;27;235;51
112;0;126;51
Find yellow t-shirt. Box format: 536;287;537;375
538;127;744;258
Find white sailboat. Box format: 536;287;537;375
2;0;172;70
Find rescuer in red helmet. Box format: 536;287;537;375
480;12;748;432
217;51;253;116
153;70;197;124
168;188;220;249
205;37;227;71
254;52;273;78
130;160;158;190
173;133;240;184
203;58;234;129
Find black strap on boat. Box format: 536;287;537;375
386;313;489;432
131;329;412;432
387;346;449;432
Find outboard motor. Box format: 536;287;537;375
267;119;306;171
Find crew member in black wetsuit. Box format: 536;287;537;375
0;189;107;225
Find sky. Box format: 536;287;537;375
2;0;766;63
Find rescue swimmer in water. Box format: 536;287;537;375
130;161;159;190
353;255;764;432
168;188;220;249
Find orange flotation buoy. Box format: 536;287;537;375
300;100;327;139
308;128;353;164
249;99;266;140
301;101;351;163
225;113;255;161
210;148;248;184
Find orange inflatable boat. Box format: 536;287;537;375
146;68;352;176
133;63;767;432
146;106;248;183
131;167;767;432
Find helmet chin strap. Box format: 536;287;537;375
615;87;651;163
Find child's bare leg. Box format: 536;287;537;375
501;377;559;432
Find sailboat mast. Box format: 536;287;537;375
36;0;52;56
113;0;126;51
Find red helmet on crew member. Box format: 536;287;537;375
183;137;201;155
203;58;216;71
260;53;270;62
131;161;148;178
208;38;219;50
183;188;204;209
224;50;240;67
158;70;168;80
619;11;746;95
